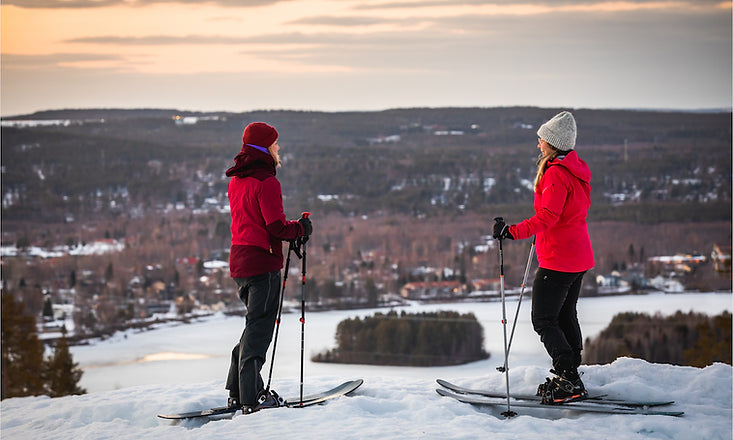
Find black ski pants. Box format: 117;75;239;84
531;267;586;374
226;270;281;406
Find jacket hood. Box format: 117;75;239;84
548;150;590;184
225;144;277;178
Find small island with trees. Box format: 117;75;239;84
583;310;731;367
312;310;489;367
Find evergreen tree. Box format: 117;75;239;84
105;262;114;283
45;335;86;397
43;297;54;321
365;278;378;307
215;220;230;248
684;313;732;367
1;294;46;399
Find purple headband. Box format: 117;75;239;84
246;143;270;154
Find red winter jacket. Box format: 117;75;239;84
508;150;595;273
226;145;304;278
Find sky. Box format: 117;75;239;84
1;0;731;117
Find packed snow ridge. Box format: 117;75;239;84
1;358;731;440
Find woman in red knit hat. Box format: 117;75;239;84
224;122;311;414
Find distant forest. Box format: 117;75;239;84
2;107;731;224
312;310;489;366
1;107;730;333
584;311;732;367
312;309;732;369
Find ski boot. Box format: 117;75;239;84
227;396;241;410
243;389;284;414
537;369;588;405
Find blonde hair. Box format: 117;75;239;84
534;146;560;191
268;145;281;168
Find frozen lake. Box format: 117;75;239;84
71;292;732;394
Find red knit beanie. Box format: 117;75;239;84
242;122;278;149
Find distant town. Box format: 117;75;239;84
2;233;729;345
2;107;730;345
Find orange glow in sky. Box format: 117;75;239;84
1;0;730;115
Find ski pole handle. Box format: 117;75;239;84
493;217;509;242
298;212;312;243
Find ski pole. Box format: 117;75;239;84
498;237;535;374
298;212;310;406
494;217;516;418
265;239;295;392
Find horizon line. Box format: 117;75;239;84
3;105;732;119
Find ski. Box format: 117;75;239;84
157;379;363;420
436;388;684;417
437;379;674;408
157;406;239;420
284;378;363;407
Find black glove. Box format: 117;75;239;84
492;218;514;240
298;215;312;238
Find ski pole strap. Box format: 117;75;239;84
291;239;303;259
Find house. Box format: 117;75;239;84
400;281;463;299
649;276;685;293
470;278;501;293
595;271;632;295
648;253;707;273
711;244;731;273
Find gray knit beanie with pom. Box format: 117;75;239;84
537;111;576;151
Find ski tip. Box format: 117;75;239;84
342;378;364;388
347;379;364;393
436;378;453;388
435;388;451;397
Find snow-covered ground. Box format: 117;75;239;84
2;292;731;439
0;239;125;259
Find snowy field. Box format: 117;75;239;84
2;292;731;440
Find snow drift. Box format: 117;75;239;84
2;358;731;440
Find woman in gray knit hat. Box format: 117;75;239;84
493;110;595;405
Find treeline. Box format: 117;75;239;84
1;126;223;223
1;294;86;399
312;310;489;366
583;311;732;367
2;107;730;224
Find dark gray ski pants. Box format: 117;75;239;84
225;270;281;406
531;267;586;374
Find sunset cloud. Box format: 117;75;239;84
1;0;730;115
4;0;290;8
